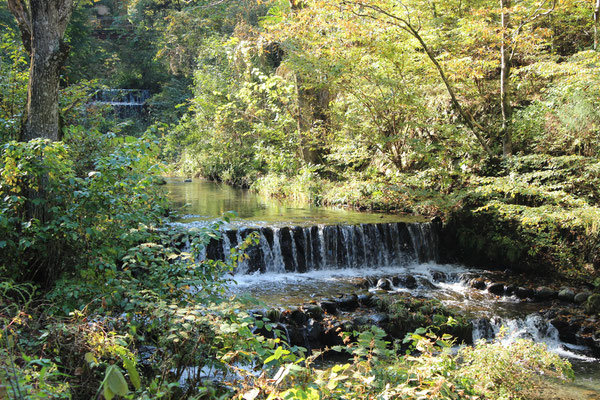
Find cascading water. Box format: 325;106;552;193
198;221;434;274
166;179;599;394
91;88;150;118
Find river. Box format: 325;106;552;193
165;178;600;398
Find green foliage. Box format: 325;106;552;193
460;334;574;399
0;24;28;143
0;135;166;284
446;154;600;277
230;325;572;400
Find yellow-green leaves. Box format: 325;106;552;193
101;365;129;400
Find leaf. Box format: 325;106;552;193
105;365;129;396
84;352;95;364
123;357;141;390
242;388;260;400
103;383;115;400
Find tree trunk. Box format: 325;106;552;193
8;0;74;142
595;0;600;50
7;0;74;286
500;0;513;157
295;75;330;164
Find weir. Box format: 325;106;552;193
90;88;150;118
200;221;441;274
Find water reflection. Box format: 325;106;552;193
163;178;424;226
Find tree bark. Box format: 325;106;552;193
500;0;513;156
595;0;600;50
295;75;329;164
8;0;74;142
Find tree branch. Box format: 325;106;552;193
7;0;32;54
342;0;494;157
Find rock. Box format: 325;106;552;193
550;316;579;344
431;271;447;282
515;287;534;300
574;292;591;304
286;325;306;347
585;294;600;315
288;308;307;325
154;177;167;185
354;278;371;289
357;294;375;307
558;288;575;302
370;313;390;325
405;275;418;289
184;178;192;182
322;322;348;347
305;319;323;350
505;285;516;295
137;345;158;368
320;301;338;315
336;294;359;311
306;305;323;320
534;286;555;301
376;278;392;291
469;278;487;290
353;316;370;326
487;282;505;296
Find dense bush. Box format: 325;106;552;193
0;134;167;285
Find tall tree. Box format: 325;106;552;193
498;0;555;156
7;0;74;141
595;0;600;50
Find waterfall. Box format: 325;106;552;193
471;314;596;361
197;221;439;274
91;88;150;118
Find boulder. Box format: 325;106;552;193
574;292;591;304
515;287;534;300
376;278;392;291
487;282;505;296
336;294;359;311
557;288;575;303
357;294;375;307
288;308;307;326
469;278;487;290
404;275;418;289
370;313;390;325
534;286;556;301
431;271;447;282
585;294;600;315
320;301;338;315
183;178;192;182
306;305;324;320
266;309;282;323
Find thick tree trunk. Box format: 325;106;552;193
7;0;74;285
500;0;513;157
8;0;74;142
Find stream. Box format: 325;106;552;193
165;178;600;398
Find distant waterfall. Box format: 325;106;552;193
201;222;441;274
91;89;150;118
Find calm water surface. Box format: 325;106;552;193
164;178;424;227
